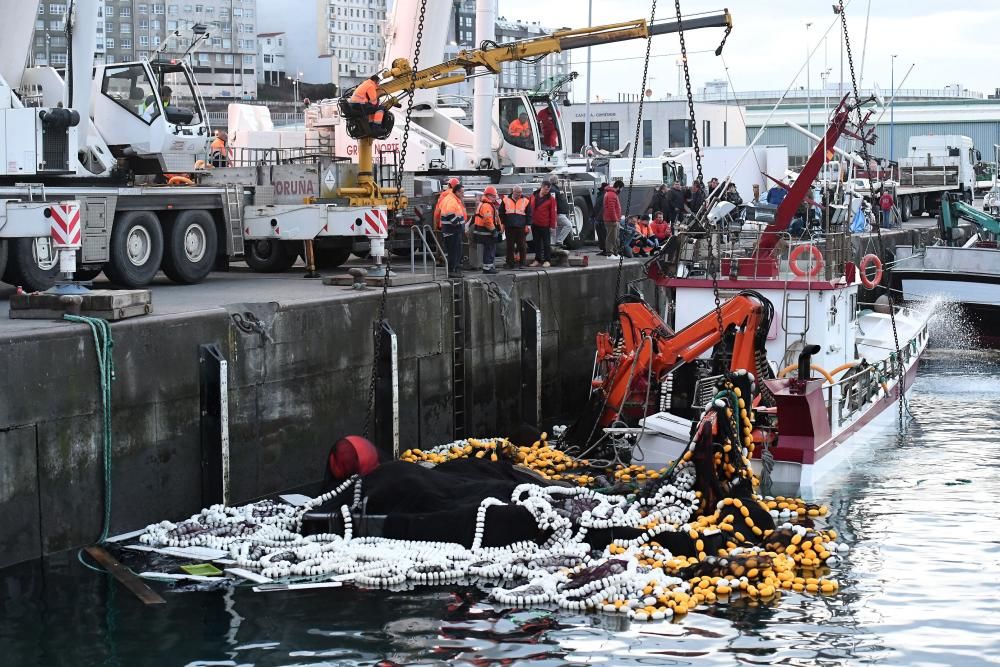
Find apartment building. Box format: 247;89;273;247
33;0;259;99
325;0;387;91
256;31;286;86
453;0;571;97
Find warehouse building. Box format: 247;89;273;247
560;100;746;157
745;98;1000;165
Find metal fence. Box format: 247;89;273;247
207;112;304;129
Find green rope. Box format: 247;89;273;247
64;314;116;543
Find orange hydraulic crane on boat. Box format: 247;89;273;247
563;290;773;443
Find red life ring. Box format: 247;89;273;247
859;253;883;288
789;243;824;278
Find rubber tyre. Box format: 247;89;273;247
900;196;911;222
74;266;103;281
3;237;59;292
105;211;164;288
245;239;297;273
161;210;218;284
314;247;351;270
0;240;8;284
574;196;592;240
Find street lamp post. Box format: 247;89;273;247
890;54;897;167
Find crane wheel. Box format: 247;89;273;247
161;210;218;284
245;239;298;273
3;237;59;292
105;211;165;288
315;247;352;269
74;266;103;282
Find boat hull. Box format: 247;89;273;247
752;349;923;500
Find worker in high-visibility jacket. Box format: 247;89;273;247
210;130;229;167
437;182;467;278
471;186;501;275
507;112;533;148
501;185;530;268
350;74;385;131
433;177;461;230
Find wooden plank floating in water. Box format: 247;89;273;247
84;546;166;605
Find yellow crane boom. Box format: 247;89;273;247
338;10;733;207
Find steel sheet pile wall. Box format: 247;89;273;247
0;263;649;568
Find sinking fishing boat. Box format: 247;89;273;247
564;95;929;498
892;193;1000;348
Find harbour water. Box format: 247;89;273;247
2;352;999;666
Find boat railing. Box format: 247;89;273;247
699;226;851;281
823;325;927;429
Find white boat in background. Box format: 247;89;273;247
893;193;1000;349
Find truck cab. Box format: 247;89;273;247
494;94;566;170
92;58;210;176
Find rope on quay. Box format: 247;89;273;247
64;314;117;558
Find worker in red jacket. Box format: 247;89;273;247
602;180;624;258
649;211;670;242
529;181;557;267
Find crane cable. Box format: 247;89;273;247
675;0;726;341
614;0;658;301
838;1;907;427
364;0;428;439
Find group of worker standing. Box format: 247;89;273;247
432;175;576;278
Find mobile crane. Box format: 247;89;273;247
0;0;402;290
336;10;733;212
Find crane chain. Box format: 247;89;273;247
839;1;905;426
364;0;428;440
675;0;703;186
615;0;657;299
676;0;725;340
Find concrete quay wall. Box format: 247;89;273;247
0;263;649;568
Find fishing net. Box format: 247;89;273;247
136;372;845;621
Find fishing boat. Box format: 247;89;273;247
566;96;929;499
892;193;1000;348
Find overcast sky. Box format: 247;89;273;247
493;0;999;102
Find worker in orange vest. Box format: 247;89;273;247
471;186;501;274
350;74;385;132
433;178;461;230
437;182;467;278
210;130;229;167
508;111;533;148
501;185;530;269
